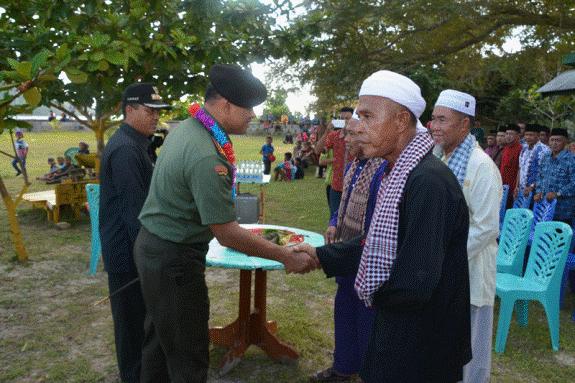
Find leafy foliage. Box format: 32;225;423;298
263;88;291;120
275;0;575;123
0;0;289;148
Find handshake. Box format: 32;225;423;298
282;244;321;274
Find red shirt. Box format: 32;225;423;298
500;141;522;188
325;130;346;192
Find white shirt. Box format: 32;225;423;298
442;144;502;307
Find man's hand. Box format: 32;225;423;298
324;226;337;244
523;186;533;197
545;191;557;201
533;192;543;202
289;244;320;273
282;246;319;274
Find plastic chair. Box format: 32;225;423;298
528;198;557;244
495;222;573;353
86;184;101;275
499;185;510;231
513;191;533;209
496;208;533;276
64;147;80;166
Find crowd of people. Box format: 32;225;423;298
89;62;575;383
36;141;90;184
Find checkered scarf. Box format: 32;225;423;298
444;133;476;187
355;131;434;306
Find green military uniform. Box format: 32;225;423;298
134;117;237;382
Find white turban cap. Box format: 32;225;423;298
434;89;476;117
359;70;427;132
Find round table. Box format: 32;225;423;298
206;224;324;374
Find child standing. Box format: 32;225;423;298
260;135;275;175
12;129;29;176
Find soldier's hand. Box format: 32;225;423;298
283;247;318;274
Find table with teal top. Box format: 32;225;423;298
207;224;324;374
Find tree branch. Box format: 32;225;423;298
47;102;93;130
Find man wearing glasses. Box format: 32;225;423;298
99;83;171;383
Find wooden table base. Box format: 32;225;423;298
210;269;298;374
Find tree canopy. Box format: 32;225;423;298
275;0;575;126
0;0;288;150
263;88;291;119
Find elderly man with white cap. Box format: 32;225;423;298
431;90;502;383
296;71;472;382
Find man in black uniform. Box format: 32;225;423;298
99;83;171;383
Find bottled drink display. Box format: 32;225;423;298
236;160;264;183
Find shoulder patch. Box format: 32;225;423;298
214;165;228;176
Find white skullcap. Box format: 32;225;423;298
434;89;476;117
359;70;427;133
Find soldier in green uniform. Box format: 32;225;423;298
134;64;315;382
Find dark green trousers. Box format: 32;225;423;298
134;227;209;383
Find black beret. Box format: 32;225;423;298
209;64;267;108
550;128;569;138
539;125;550;134
340;106;354;113
497;125;508;133
525;123;540;133
505;123;520;133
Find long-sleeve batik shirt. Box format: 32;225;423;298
535;150;575;221
518;141;550;192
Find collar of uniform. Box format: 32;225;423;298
120;123;151;150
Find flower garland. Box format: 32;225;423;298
188;103;237;199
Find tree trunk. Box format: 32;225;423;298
0;176;28;263
91;118;112;177
94;118;106;156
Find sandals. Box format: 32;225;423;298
309;367;355;382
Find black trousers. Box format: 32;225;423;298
134;227;210;383
263;158;271;175
107;270;146;383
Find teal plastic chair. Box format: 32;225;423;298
496;208;533;276
495;222;573;353
64;147;80;166
499;185;510;231
86;184;101;275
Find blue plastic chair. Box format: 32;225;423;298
513;191;533;209
499;185;510;231
495;222;573;353
86;184;101;275
496;208;533;276
528;199;557;244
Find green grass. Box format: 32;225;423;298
1;130;575;382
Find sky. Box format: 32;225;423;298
251;62;316;117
